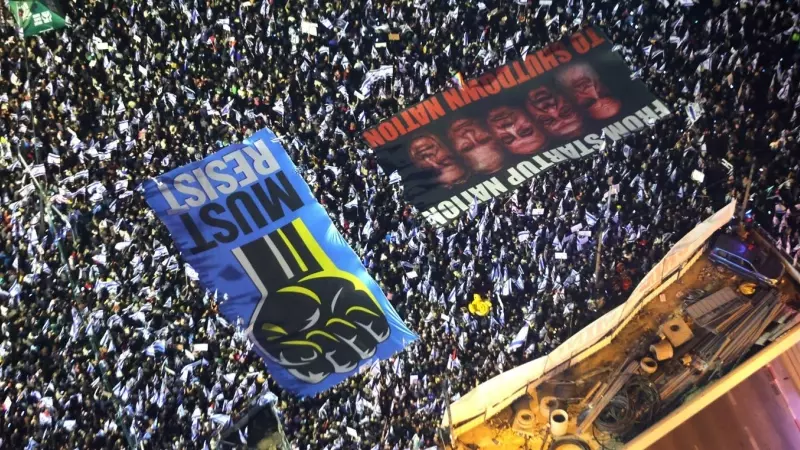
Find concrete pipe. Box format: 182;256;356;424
650;339;674;361
550;409;569;437
513;409;536;431
640;357;658;374
540;396;559;420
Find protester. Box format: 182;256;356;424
1;0;799;449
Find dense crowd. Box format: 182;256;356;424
1;0;799;449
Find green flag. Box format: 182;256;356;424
7;0;66;37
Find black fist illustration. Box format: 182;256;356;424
251;269;391;384
235;218;392;384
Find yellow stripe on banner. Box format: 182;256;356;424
277;286;321;304
277;228;308;273
326;318;357;329
291;218;385;313
261;323;288;335
346;306;380;317
306;330;340;342
283;340;322;354
291;218;335;271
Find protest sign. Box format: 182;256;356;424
300;20;318;36
361;27;670;227
144;128;417;396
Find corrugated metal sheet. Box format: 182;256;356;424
685;286;739;320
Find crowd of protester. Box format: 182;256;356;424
1;0;799;449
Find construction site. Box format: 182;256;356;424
441;202;800;449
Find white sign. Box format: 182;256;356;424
193;343;209;353
570;223;584;233
301;20;318;36
555;252;568;260
532;208;545;216
691;170;705;183
578;230;593;237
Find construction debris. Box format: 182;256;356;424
685;287;739;321
512;409;536;436
576;361;639;434
685;287;752;334
657;289;790;403
650;339;674;361
695;289;784;367
576;285;797;441
661;317;694;347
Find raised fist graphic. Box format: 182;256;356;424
233;218;391;384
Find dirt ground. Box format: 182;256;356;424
456;250;800;450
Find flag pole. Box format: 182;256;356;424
593;178;613;290
738;161;756;233
443;371;456;449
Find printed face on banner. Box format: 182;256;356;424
556;63;622;120
446;118;506;174
524;85;584;138
144;128;417;396
408;134;469;188
361;27;671;226
485;106;547;155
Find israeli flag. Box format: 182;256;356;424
469;195;479;220
145;340;166;356
507;324;529;351
585;211;598;227
686;102;703;125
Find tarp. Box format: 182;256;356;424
8;1;67;36
362;26;669;227
444;201;736;435
144;128;417;396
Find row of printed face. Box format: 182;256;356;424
409;63;621;187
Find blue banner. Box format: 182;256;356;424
144;128;417;396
